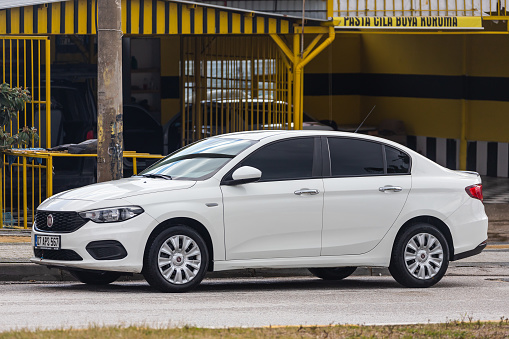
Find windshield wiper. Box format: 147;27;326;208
141;173;173;180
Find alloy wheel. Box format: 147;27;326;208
157;235;202;284
404;232;444;280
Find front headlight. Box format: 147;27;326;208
79;206;144;223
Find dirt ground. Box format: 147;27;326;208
0;236;30;243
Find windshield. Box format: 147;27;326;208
139;137;256;180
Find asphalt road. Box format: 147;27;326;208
1;275;508;332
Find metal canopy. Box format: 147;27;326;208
0;0;65;11
0;0;329;35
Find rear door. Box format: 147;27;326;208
321;137;411;256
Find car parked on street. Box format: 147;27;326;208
31;130;488;292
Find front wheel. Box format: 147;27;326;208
143;226;209;293
69;270;121;285
389;224;450;288
308;267;357;280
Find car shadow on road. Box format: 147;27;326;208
38;276;464;294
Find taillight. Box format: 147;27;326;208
86;130;94;140
465;184;483;202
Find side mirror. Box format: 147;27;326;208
225;166;262;186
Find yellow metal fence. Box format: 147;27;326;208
1;36;51;230
0;150;163;229
181;35;293;146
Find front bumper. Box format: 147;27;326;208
31;212;158;273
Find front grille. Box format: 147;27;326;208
35;211;87;233
34;249;83;261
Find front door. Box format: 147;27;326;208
221;137;323;260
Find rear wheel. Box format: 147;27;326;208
389;223;449;288
308;267;357;280
69;270;121;285
143;226;209;293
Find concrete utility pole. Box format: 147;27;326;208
97;0;123;182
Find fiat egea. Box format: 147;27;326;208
31;130;488;292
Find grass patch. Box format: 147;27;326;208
1;319;509;339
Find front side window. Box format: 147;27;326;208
237;138;315;182
328;138;384;176
139;137;256;180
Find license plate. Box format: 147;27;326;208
34;235;61;250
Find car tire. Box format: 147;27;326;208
143;226;209;293
69;270;121;285
308;267;357;280
389;223;450;288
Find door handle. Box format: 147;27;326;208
379;185;403;193
294;189;319;195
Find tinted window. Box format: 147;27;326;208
385;146;410;174
240;138;314;181
328;138;384;176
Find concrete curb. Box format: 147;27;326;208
3;263;509;283
0;263;393;282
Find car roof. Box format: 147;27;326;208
215;130;288;140
214;129;422;156
214;130;385;143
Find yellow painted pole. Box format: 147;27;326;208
22;156;27;229
293;33;301;130
328;0;334;17
47;155;53;197
294;26;335;130
45;38;51;148
133;157;138;175
459;35;468;170
0;166;2;229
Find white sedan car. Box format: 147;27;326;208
32;130;488;292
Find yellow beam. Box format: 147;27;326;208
294;26;329;34
482;16;509;20
322;19;340;26
303;34;324;59
270;34;293;62
298;27;335;71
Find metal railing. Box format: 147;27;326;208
333;0;507;16
0;150;164;230
1;36;52;230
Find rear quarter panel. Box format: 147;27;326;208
390;153;487;255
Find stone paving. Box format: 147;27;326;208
483;176;509;204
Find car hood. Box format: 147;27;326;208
48;177;196;202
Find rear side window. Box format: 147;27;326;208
328;138;384;176
385;146;410;174
239;138;315;181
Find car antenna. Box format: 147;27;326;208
354;105;376;133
